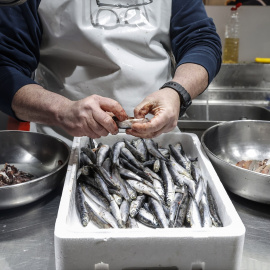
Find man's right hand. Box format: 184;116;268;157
12;85;128;139
59;94;128;138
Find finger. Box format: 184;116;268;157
126;123;170;138
134;101;152;119
91;109;119;135
130;111;169;134
99;97;128;121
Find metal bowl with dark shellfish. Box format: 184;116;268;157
0;131;70;209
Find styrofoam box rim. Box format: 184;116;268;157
55;132;245;238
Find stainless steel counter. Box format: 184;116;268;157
0;185;270;270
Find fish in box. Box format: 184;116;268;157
54;132;245;270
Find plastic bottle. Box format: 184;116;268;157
222;3;242;64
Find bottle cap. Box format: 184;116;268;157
231;2;242;10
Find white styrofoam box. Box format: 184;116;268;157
54;132;245;270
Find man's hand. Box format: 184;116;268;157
12;85;128;139
126;88;180;138
58;95;128;138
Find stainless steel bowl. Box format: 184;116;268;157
201;120;270;204
0;131;70;209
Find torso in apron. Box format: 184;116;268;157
34;0;172;146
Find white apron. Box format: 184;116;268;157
34;0;173;146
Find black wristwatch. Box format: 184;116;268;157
160;81;192;117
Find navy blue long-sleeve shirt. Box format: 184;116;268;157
0;0;222;119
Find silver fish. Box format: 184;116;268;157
168;157;193;179
127;180;163;203
207;185;223;227
81;147;97;164
132;138;149;162
124;138;146;162
153;159;161;173
96;144;111;166
152;177;165;202
112;193;122;206
129;195;146;218
169;192;184;228
84;201;112;229
112;141;125;166
186;198;202;228
111;165;132;202
194;178;205;205
173;192;189;228
113;116;149;129
126;216;139;228
87;195;119;228
160;160;175;207
148;197;169;228
199;193;212;228
75;182;90;227
136;208;160;228
118;166;154;188
109;194;124;228
120;200;130;226
120;147;144;171
81;182;110;211
191;159;203;183
169;144;191;173
144;139;167;161
94;172;115;202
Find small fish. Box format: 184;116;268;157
120;147;144;171
132;138;149;161
124;139;146;162
87;195;119;228
120;200;130;226
101;157;112;175
191;159;203;183
75;182;90;227
129;195;146;218
96;144;111;166
113;116;149;129
136;208;160;228
111;165;132;202
199;193;212;228
207;185;223;227
173;192;189;228
148;197;169;228
169;144;191;173
94;165;121;190
81;182;110;211
112;141;125;166
127;180;163;203
169;192;184;228
126;216;139;228
160;160;175;207
186;198;202;228
144;139;167;161
84;201;112;229
109;195;124;228
120;157;152;183
81;147;97;164
112;193;122;206
118;166;153;188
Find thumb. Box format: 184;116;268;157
134;101;153;118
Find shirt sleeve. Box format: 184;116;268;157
170;0;222;85
0;1;42;118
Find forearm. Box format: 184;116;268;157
172;63;208;100
11;84;72;126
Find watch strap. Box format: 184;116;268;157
160;81;192;117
